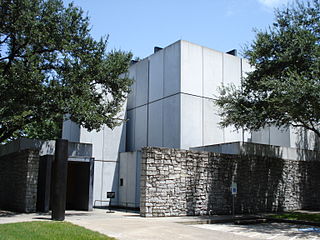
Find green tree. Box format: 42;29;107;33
215;0;320;137
0;0;132;143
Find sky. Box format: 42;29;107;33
63;0;301;59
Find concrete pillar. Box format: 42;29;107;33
51;139;68;221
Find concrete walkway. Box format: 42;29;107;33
0;209;256;240
1;209;319;240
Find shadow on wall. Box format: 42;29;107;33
205;146;286;215
295;128;320;151
141;146;320;217
185;152;204;215
207;147;320;214
297;157;320;210
295;128;320;210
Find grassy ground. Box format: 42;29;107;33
0;221;115;240
270;212;320;223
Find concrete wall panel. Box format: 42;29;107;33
203;99;224;145
252;126;290;147
102;124;126;160
149;51;164;102
134;105;148;150
164;41;181;96
127;64;136;110
203;48;223;98
224;126;242;143
252;127;271;145
135;59;149;107
119;152;140;208
100;161;119;205
163;95;180;148
126;109;135;152
62;119;80;142
148;100;163;147
80;128;103;161
181;41;203;96
270;126;290;147
223;53;241;86
93;161;102;206
118;153;127;207
180;94;202;149
241;59;252;80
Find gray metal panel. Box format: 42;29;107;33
251;127;271;145
181;41;203;96
134;105;148;150
135;59;149;107
79;128;103;161
93;161;102;206
224;126;242;143
180;94;203;149
62;119;80;142
100;161;119;205
126;153;137;207
102;124;125;160
252;125;292;147
241;58;252;80
164;41;181;97
203;99;224;145
270;126;290;147
135;151;141;207
203;47;223;98
127;64;136;110
118;152;127;207
126;109;135;152
119;152;140;208
163;94;180;148
149;50;164;102
290;126;320;150
223;53;241;86
119;115;127;153
148;100;163;147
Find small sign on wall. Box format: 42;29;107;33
230;182;237;195
107;192;115;199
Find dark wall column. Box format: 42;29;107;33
51;139;68;221
88;157;94;211
36;155;53;212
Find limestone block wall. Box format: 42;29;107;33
140;147;320;217
0;149;39;212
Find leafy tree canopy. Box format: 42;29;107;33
215;0;320;137
0;0;132;143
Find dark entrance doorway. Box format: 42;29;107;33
36;156;94;212
66;159;94;210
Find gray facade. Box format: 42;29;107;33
62;40;318;208
125;40;252;151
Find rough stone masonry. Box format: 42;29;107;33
140;147;320;217
0;149;39;212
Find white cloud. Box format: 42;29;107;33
258;0;291;8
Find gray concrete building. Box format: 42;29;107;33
62;40;319;209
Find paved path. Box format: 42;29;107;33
194;222;320;240
1;209;319;240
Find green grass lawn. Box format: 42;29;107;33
270;212;320;223
0;221;116;240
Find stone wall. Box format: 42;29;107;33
0;149;39;212
140;147;320;217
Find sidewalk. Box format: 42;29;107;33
1;209;319;240
0;209;256;240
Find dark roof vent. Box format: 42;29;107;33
130;60;139;65
226;49;237;56
154;46;163;53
